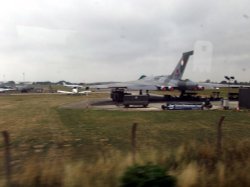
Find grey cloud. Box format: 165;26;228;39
0;0;250;82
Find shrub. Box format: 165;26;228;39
120;164;176;187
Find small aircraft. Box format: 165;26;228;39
0;86;15;93
0;82;16;93
57;82;91;95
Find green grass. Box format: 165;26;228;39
0;93;249;186
57;109;250;159
0;94;107;146
0;93;249;157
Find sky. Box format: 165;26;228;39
0;0;250;83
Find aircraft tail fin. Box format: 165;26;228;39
170;51;193;80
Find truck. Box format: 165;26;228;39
110;88;131;102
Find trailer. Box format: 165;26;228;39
161;102;204;110
123;95;149;108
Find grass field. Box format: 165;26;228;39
0;93;249;186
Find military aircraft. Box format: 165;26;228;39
15;84;34;93
88;51;206;95
57;82;91;95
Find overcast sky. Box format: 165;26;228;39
0;0;250;83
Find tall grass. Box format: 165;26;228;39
0;140;249;187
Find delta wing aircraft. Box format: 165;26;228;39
57;82;91;95
88;51;206;94
88;50;249;95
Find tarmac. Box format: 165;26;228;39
60;97;239;111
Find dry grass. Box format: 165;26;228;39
1;140;248;187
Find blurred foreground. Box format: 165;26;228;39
0;140;249;187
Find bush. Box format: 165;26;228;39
120;164;176;187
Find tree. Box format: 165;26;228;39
220;80;227;84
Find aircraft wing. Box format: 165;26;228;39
110;81;159;90
198;82;250;89
57;90;73;94
87;74;182;91
0;88;8;92
78;90;92;95
63;82;83;88
0;88;16;92
57;89;91;95
88;80;161;91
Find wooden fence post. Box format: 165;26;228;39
217;116;225;159
131;123;138;164
2;131;12;187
